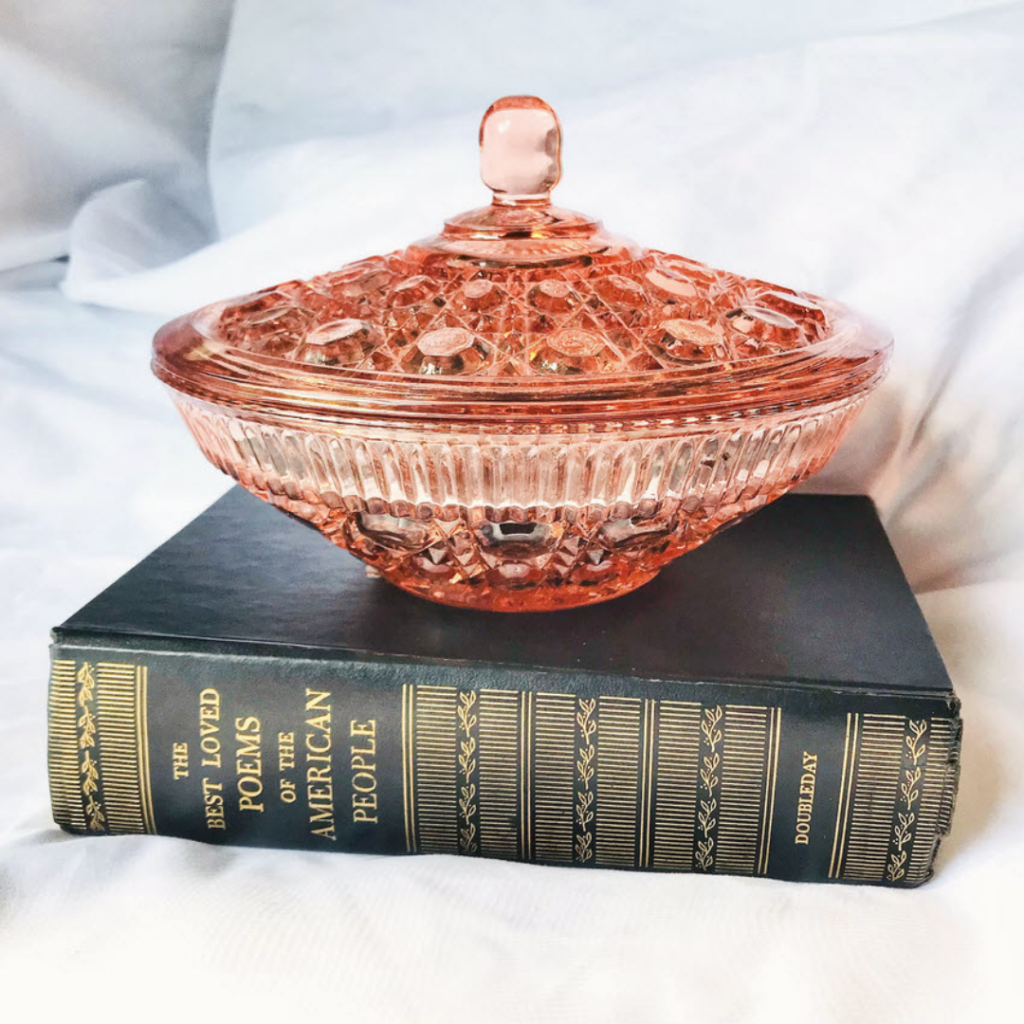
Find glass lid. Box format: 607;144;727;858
154;95;890;422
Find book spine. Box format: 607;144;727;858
48;639;961;885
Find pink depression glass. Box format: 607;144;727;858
153;96;891;612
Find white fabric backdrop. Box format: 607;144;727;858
2;2;1023;1020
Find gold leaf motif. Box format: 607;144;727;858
80;750;99;795
577;699;597;744
85;795;106;832
695;837;714;872
887;720;927;882
575;789;595;829
576;745;595;788
574;698;597;864
459;782;477;822
900;766;922;807
76;663;95;707
698;797;718;838
457;691;477;734
886;849;908;881
574;832;593;862
77;705;96;750
457;691;479;855
700;751;720;793
906;720;927;765
701;705;723;748
75;662;106;834
459;735;477;778
76;663;97;749
695;706;723;873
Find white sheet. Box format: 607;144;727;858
2;3;1023;1020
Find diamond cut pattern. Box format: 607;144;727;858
215;249;828;377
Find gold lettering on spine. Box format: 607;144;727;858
573;698;597;864
695;705;723;872
793;749;818;846
234;716;264;813
457;692;479;854
278;732;297;804
350;719;378;823
202;777;226;828
172;743;189;779
886;719;928;882
76;662;105;832
198;688;222;768
304;688;336;840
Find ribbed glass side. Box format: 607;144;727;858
174;398;861;611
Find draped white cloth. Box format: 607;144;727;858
2;3;1023;1020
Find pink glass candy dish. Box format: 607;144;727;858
153;96;891;612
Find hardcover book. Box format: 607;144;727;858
48;488;960;885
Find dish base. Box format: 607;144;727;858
257;489;761;612
378;566;664;613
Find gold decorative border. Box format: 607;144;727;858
519;690;534;861
476;690;520;858
837;714;907;882
756;707;782;875
650;700;702;871
48;659;84;831
533;692;576;863
695;705;723;872
906;717;959;884
829;712;860;878
76;662;106;832
408;685;460;853
457;690;479;855
92;662;155;834
50;658;155;836
638;699;656;868
886;719;928;882
593;696;642;867
397;682;949;882
574;697;597;863
401;683;417;852
137;665;156;833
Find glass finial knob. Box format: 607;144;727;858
479;96;562;206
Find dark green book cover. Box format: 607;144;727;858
48;488;960;885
